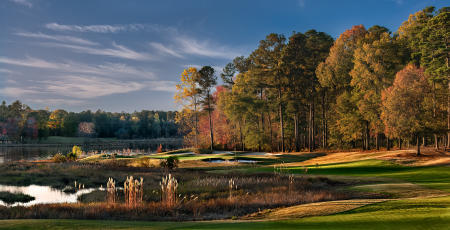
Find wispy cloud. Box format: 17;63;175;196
297;0;306;8
0;68;17;74
149;42;184;58
40;42;153;61
0;56;155;78
175;36;240;59
43;75;146;98
45;23;145;33
15;32;98;46
8;0;32;8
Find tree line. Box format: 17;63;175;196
175;6;449;154
0;100;179;142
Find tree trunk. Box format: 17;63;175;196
447;56;450;150
322;91;327;149
376;133;379;150
387;137;390;150
239;119;245;151
399;138;402;150
207;94;214;151
308;103;313;152
435;134;439;150
194;102;199;148
433;81;439;150
312;101;315;151
294;113;299;152
278;86;285;152
365;121;370;150
416;135;421;156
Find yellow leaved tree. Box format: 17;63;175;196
174;67;201;147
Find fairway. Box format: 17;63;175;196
1;196;449;230
1;154;449;229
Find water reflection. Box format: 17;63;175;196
0;184;97;206
0;140;182;163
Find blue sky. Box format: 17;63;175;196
0;0;447;112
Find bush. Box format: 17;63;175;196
67;145;82;161
193;148;212;154
156;144;163;153
160;156;179;170
52;153;67;163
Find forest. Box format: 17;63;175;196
0;100;179;142
175;6;449;155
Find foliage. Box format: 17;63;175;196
52;153;67;163
381;64;432;139
159;156;179;170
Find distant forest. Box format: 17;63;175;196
0;100;179;142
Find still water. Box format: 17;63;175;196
0;140;182;163
0;184;97;206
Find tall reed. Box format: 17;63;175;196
124;176;144;208
160;174;178;207
106;177;116;204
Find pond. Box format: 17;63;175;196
0;140;183;163
0;184;97;206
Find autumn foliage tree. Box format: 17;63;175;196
174;67;201;147
381;65;432;155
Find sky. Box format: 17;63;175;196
0;0;447;112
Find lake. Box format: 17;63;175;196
0;184;97;206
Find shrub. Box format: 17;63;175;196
52;153;67;163
67;145;82;161
156;144;163;153
193;148;212;154
160;156;179;170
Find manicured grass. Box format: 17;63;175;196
278;159;450;192
1;196;449;229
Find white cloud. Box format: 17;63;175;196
144;80;177;93
175;36;240;59
149;42;184;58
0;68;17;74
43;75;146;98
15;32;98;46
27;98;84;105
45;23;145;33
1;87;40;97
9;0;32;8
41;42;153;61
0;56;155;79
298;0;306;8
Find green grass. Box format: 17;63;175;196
1;196;449;229
254;159;450;192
